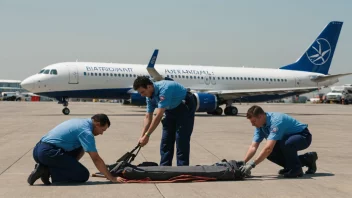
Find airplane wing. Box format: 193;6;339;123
192;87;319;100
311;73;352;82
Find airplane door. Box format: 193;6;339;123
69;65;79;84
204;74;211;85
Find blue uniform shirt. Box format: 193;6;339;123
41;118;97;152
146;80;187;113
253;112;308;142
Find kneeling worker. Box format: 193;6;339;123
240;105;318;178
27;114;125;185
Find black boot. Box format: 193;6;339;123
278;168;290;175
299;152;318;174
283;168;303;178
41;166;51;185
305;152;318;174
27;163;46;185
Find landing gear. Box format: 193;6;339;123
207;107;223;115
224;106;238;116
205;100;239;116
59;97;70;115
62;107;70;115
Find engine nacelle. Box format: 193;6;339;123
130;93;146;106
193;93;218;112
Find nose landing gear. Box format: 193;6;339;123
59;97;70;115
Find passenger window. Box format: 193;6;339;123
99;73;101;76
103;73;105;76
84;72;87;76
244;77;247;80
251;78;254;80
44;70;50;74
114;74;117;77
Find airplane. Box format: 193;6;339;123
21;21;352;116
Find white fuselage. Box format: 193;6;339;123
20;62;337;100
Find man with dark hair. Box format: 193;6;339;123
240;105;318;178
133;76;196;166
27;114;125;185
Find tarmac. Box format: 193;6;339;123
0;101;351;198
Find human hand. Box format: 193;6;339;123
110;176;126;183
139;135;149;147
239;161;255;176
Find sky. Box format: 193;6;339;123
0;0;351;95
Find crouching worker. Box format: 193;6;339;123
240;105;318;178
27;114;125;185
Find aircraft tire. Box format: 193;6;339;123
62;108;70;115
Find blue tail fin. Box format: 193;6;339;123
280;21;343;75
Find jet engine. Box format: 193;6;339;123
193;93;218;112
130;93;146;106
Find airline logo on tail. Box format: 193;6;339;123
306;38;331;65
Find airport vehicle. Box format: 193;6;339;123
21;21;352;115
325;84;352;104
0;92;20;101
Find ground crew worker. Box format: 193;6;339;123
240;105;318;178
133;76;196;166
27;114;125;185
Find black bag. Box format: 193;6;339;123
108;159;245;181
94;144;245;181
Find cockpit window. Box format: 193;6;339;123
50;69;58;75
44;70;50;74
38;69;45;74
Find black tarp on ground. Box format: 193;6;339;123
107;160;245;181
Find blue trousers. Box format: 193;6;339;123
33;141;89;183
267;128;312;170
160;92;196;166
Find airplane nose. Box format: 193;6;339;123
21;77;35;91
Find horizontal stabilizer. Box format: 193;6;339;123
311;73;352;82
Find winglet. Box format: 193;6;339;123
146;49;164;81
147;49;158;68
